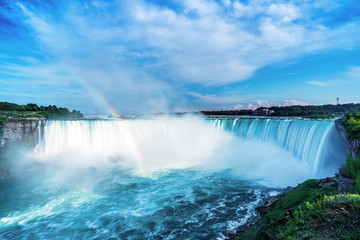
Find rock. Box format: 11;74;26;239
338;175;355;194
335;123;359;159
338;164;346;177
222;230;238;239
0;120;43;149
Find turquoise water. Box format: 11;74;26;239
0;116;346;239
209;117;347;176
0;168;278;239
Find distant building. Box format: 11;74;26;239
253;108;274;116
336;97;340;105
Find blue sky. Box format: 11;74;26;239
0;0;360;114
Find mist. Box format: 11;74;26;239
13;115;321;188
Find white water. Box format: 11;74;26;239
209;117;347;176
0;115;348;239
32;115;346;187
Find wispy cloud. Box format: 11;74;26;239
197;97;309;110
347;66;360;78
308;81;328;86
283;99;309;106
0;0;359;112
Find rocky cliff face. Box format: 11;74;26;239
0;120;44;179
335;122;360;159
0;120;43;150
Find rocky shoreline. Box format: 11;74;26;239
222;187;293;240
220;121;359;240
223;165;356;240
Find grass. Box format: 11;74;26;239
265;179;338;223
343;155;360;192
0;111;44;121
0;109;83;120
342;112;360;140
278;194;360;240
236;112;360;239
236;179;338;240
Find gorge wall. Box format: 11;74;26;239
0;120;43;178
0;120;43;149
335;122;360;159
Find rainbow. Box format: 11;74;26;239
85;84;149;177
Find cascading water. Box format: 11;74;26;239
208;117;346;176
0;115;347;239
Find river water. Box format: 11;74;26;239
0;115;346;239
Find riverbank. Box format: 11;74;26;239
224;173;359;240
226;112;360;239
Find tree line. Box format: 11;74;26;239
0;102;83;119
202;103;360;118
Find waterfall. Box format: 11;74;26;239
34;116;232;176
34;116;347;184
208;117;347;175
2;116;348;239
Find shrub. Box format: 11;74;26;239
279;194;360;239
343;155;360;192
344;155;360;178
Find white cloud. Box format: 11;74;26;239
182;0;220;16
233;104;244;110
197;98;309;111
255;100;271;108
250;99;308;109
187;92;246;105
308;81;327;86
233;1;252;17
222;0;231;7
2;0;360;112
283;99;308;106
247;103;255;110
267;3;300;22
347;66;360;78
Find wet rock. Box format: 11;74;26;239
335;123;359;159
337;165;356;194
0;120;43;149
222;230;238;239
338;175;355;194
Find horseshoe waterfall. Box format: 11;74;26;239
0;116;347;239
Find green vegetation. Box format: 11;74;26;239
0;102;83;120
201;109;253;116
341;112;360;140
344;156;360;179
268;103;360;117
343;155;360;192
307;114;335;119
264;179;338;223
278;194;360;240
340;111;360;191
236;179;339;239
236;110;360;239
202;103;360;118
